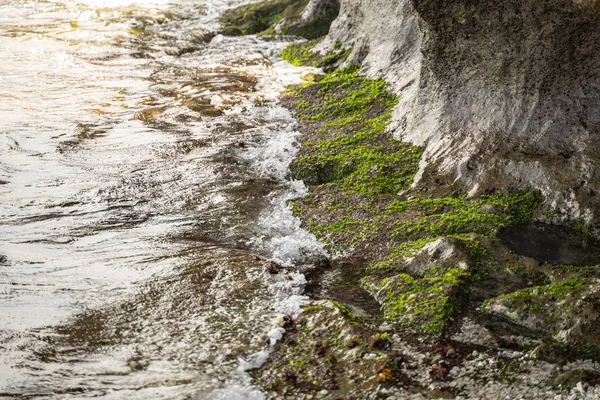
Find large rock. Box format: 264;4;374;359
219;0;339;39
274;0;340;38
318;0;600;223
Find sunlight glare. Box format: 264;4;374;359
63;0;171;9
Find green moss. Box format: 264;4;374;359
552;264;598;277
368;235;488;273
279;31;550;346
388;191;542;240
364;267;469;334
494;279;586;304
220;0;307;36
291;358;307;368
310;215;379;249
290;67;421;195
304;304;323;313
281;40;351;70
481;279;592;334
281;2;339;39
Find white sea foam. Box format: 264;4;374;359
240;105;326;265
213;59;327;399
237;350;271;373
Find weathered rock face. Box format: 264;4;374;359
319;0;600;223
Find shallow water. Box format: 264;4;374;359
0;1;323;398
499;224;600;266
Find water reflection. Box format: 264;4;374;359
0;0;321;398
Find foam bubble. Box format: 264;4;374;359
237;350;271;373
209;34;327;400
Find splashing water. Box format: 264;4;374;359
0;0;324;398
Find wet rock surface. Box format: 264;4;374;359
319;0;600;223
265;39;600;398
257;55;600;399
217;0;600;397
219;0;339;39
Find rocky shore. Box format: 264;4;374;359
218;0;600;398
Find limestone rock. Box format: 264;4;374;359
318;0;600;223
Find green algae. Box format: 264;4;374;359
481;279;595;338
368;234;489;273
284;64;542;257
388;191;542;239
219;0;308;36
207;0;600;391
254;301;395;397
289;67;422;195
281;55;546;336
364;267;469;334
330;300;364;328
303;304;323;313
281;39;351;70
486;279;588;307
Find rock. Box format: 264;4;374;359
219;0;307;36
219;0;339;39
551;369;600;389
362;265;469;335
400;236;474;275
451;318;497;347
482;280;600;358
274;0;340;39
318;0;600;223
253;300;412;398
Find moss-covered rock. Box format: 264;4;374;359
281;39;350;71
253;300;411;398
273;0;340;39
280;59;552;343
223;2;600;393
287;67;420;195
363;266;469;334
219;0;339;38
220;0;307;36
482;280;600;354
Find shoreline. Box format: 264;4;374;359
216;1;600;398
